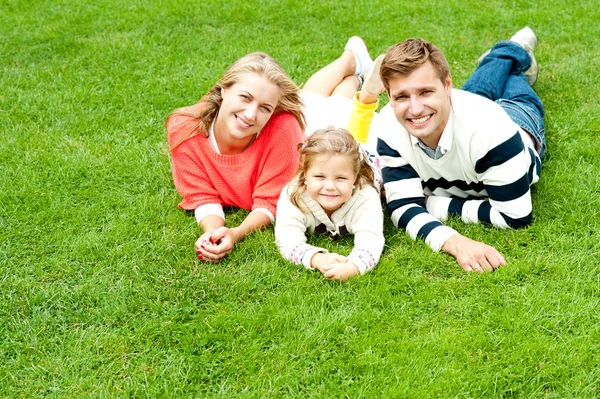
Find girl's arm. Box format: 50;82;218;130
275;187;330;269
347;186;385;274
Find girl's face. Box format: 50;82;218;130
215;73;280;151
305;154;357;217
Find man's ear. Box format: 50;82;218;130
445;73;453;94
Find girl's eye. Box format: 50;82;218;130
240;94;250;100
261;105;272;112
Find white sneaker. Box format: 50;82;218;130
344;36;374;77
362;54;385;95
510;26;538;86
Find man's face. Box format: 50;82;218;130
387;61;452;149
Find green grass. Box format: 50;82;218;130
1;0;599;397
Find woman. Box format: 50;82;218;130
166;52;306;262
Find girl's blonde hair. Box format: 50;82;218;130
167;52;306;150
289;126;376;212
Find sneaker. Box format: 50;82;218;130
344;36;374;77
510;26;538;86
477;27;539;86
362;54;385;96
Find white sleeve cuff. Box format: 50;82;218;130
251;208;275;223
425;226;459;252
195;204;225;224
303;247;328;269
348;249;376;274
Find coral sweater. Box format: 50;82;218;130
168;106;305;216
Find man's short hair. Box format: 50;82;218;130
380;38;450;91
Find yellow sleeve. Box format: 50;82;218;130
346;92;378;144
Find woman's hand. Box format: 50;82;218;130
195;226;237;262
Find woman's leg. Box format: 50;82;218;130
303;50;358;97
303;36;373;98
332;75;361;98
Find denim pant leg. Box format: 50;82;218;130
462;41;547;158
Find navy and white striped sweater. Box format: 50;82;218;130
376;89;541;251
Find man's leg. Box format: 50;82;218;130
498;73;546;157
462;29;546;158
462;41;532;101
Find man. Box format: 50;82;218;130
376;27;546;272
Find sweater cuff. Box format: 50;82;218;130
348;248;376;274
289;244;328;269
302;247;328;269
251;208;274;223
425;226;459;252
195;204;225;224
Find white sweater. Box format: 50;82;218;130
275;181;384;274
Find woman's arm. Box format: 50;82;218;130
196;211;271;262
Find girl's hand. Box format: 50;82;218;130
195;227;236;262
311;252;348;273
323;262;360;282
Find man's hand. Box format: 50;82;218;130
442;234;506;273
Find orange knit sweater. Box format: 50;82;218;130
168;107;305;216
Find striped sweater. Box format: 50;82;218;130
376;89;541;251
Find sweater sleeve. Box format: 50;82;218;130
426;131;538;229
252;113;305;216
346;186;385;274
275;185;328;269
377;136;458;252
168;113;223;210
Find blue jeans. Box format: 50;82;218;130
462;41;546;159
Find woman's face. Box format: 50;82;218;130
215;73;280;147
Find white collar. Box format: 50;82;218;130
208;118;263;155
410;111;454;155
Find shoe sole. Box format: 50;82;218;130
363;54;385;95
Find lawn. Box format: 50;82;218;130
1;0;599;397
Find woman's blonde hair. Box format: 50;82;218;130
167;52;306;150
289;126;375;212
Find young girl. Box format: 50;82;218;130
275;127;384;281
166;52;306;262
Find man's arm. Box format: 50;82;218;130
377;137;458;251
427;132;539;229
377;133;506;272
